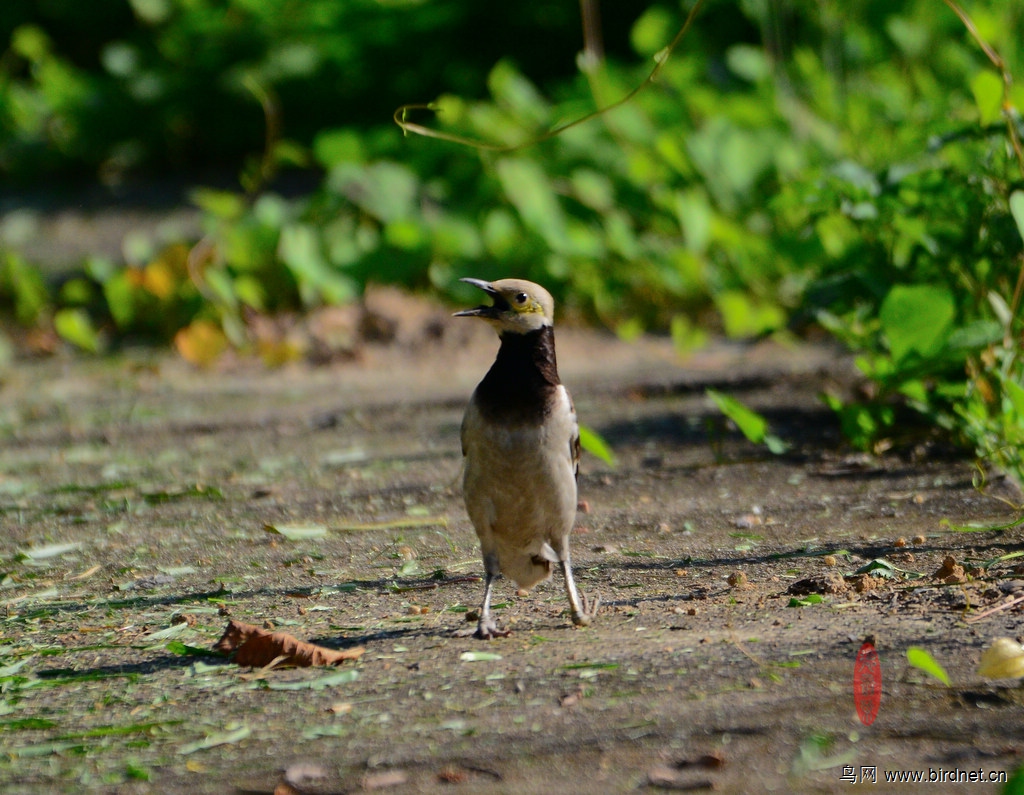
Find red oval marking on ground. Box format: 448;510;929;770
853;640;882;726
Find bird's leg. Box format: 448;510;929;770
560;556;599;626
476;552;510;639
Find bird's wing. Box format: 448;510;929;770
566;387;580;482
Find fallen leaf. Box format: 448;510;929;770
460;651;502;662
362;769;408;790
978;637;1024;679
906;646;951;686
264;523;328;540
178;725;251;755
267;669;359;690
214;620;364;667
18;542;82;561
174;319;228;368
284;761;329;787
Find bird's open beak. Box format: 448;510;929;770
453;278;505;319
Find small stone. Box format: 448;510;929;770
933;555;966;584
848;574;881;593
894;537;907;548
727;571;748;588
912;535;927;545
788;571;848;595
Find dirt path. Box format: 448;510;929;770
1;328;1022;794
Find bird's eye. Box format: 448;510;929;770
514;292;529;305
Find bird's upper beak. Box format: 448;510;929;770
453;278;505;319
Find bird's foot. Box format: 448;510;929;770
475;615;511;640
571;592;601;627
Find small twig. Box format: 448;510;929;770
393;0;707;152
966;592;1024;623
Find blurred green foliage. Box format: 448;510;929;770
2;0;1024;489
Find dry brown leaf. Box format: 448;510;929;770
214;619;364;667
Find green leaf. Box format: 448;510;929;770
0;718;57;731
579;424;616;467
165;641;220;657
141;622;192;641
177;725;251;755
264;523;328;540
278;224;356;306
726;44;770;83
18;541;82;561
714;290;785;338
708;389;790;453
879;285;955;363
4;253;50;325
327;161;418;223
190;188;245;221
630;6;674;56
1010;191;1024;245
906;646;950;686
53;308;101;353
708;389;766;441
971;70;1003;127
460;651;502;662
313;128;365;168
788;594;824;607
1004;378;1024;419
103;271;136;329
488;61;548;125
495;157;567;250
670;314;708;355
267;669;359;690
1002;765;1024;795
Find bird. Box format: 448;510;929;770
454;277;599;639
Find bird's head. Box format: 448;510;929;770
453;278;555;335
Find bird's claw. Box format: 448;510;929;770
475;617;512;640
571;593;601;627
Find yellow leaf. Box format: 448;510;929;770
143;260;176;299
174;320;228;368
978;637;1024;679
257;337;306;367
